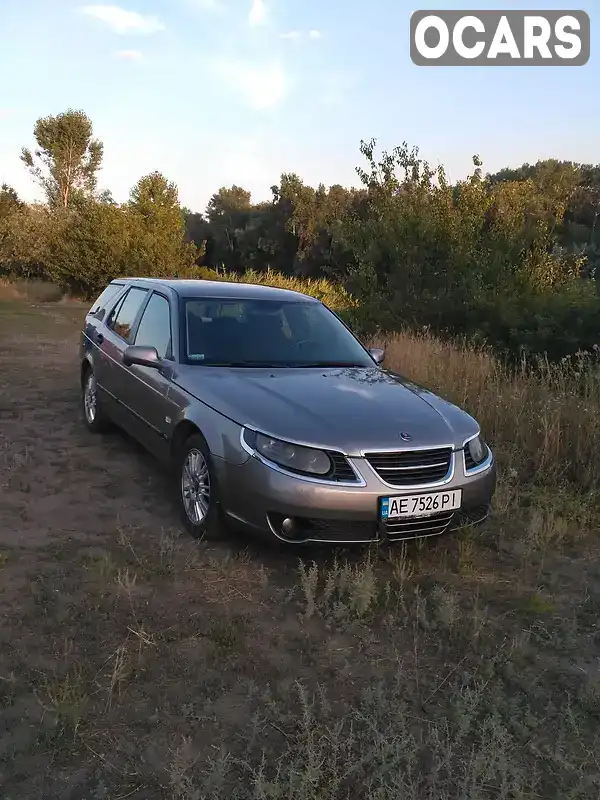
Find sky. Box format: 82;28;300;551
0;0;597;213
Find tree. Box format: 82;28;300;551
128;171;198;276
0;183;23;220
20;110;103;208
270;173;320;274
205;186;253;270
130;171;181;219
97;188;117;205
40;203;135;295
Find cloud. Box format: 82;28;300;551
214;58;287;110
280;30;301;41
80;5;164;35
280;29;322;42
248;0;266;26
114;49;143;61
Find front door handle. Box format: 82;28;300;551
96;332;104;345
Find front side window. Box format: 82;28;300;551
183;298;373;367
134;293;172;359
108;287;148;342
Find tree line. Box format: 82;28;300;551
1;109;600;361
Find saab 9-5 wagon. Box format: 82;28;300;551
79;278;496;544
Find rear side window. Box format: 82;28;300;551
107;287;149;342
88;283;124;316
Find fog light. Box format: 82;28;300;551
281;517;296;536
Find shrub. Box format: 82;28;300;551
184;266;359;315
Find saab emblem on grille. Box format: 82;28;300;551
399;431;412;441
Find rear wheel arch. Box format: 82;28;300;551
81;358;93;387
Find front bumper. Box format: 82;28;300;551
215;450;497;545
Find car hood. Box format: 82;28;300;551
172;365;479;455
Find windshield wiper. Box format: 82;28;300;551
289;361;368;368
199;361;292;368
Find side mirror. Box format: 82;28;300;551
369;347;385;365
123;345;162;369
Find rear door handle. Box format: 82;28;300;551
95;332;104;345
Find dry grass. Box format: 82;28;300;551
2;295;600;799
376;329;600;508
0;278;66;303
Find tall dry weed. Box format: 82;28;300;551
376;330;600;498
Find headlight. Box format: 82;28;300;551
467;433;488;466
245;430;332;475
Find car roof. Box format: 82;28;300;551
115;277;318;303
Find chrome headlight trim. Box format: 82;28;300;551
240;427;366;486
462;431;493;475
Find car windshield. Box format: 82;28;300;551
183;298;375;368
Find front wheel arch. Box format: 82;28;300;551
174;430;225;539
170;420;203;467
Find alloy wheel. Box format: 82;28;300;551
181;448;211;525
84;373;97;424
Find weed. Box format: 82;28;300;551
376;329;600;505
524;592;555;615
35;666;89;742
105;645;129;711
87;551;120;588
204;618;239;651
298;553;383;624
457;529;478;574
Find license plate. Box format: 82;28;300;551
380;490;462;520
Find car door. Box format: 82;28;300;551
124;290;177;461
101;285;151;433
82;282;128;412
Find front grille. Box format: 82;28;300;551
365;447;452;487
384;510;455;540
328;453;359;483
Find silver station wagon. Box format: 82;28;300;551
79;278;496;544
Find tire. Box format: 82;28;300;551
176;433;222;540
81;366;111;433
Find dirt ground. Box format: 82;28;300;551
1;299;599;799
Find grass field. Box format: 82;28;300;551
0;294;599;799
